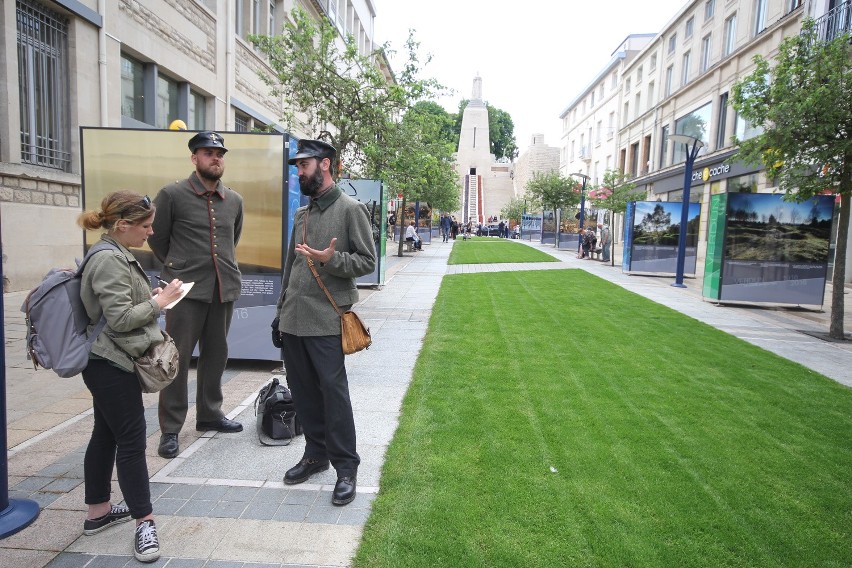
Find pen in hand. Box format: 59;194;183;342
154;275;170;287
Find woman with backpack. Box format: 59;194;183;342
77;190;184;562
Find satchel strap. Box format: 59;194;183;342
306;258;344;317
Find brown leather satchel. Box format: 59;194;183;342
306;257;372;355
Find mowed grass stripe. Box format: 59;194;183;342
448;238;559;265
355;270;852;568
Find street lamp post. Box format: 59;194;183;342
669;134;705;288
571;173;590;256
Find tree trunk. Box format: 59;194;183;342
829;190;849;340
397;197;406;257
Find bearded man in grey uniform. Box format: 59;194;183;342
149;131;244;459
273;139;376;506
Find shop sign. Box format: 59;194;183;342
692;163;731;183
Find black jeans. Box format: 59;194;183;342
82;358;153;519
281;333;359;476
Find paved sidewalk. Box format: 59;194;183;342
2;237;850;567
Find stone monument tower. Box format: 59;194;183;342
454;75;514;224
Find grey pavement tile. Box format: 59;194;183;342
13;476;54;492
150;482;172;499
221;485;260;502
9;489;34;500
86;554;134;567
43;478;83;492
349;491;377;508
337;506;371;525
162;559;205;568
305;504;342;524
250;487;290;504
31;491;63;508
210;499;249;519
37;462;77;477
282;490;318;506
161;483;201;499
56;451;86;465
192;484;230;501
240;500;280;520
241;564;280;568
176;498;217;517
154;497;188;515
65;465;85;478
271;503;309;522
202;561;246;568
44;552;96;567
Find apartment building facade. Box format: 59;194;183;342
2;0;379;291
513;133;560;202
559;34;655;186
618;0;805;270
559;0;852;283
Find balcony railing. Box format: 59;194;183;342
814;0;851;42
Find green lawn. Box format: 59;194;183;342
448;238;559;265
354;270;852;568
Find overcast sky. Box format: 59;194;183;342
374;0;688;154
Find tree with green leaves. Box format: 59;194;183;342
407;101;457;154
731;19;850;340
453;100;518;159
363;100;459;256
500;197;527;225
524;172;580;216
249;8;441;176
587;169;637;221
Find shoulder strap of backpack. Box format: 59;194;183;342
78;242;120;344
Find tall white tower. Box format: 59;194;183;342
454;75;514;224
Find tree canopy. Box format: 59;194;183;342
524;172;581;214
249;8;443;177
731;19;850;339
250;8;460;258
365;101;459;213
587;169;638;217
500;197;527;223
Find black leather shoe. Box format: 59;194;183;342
283;458;330;485
196;417;243;433
332;476;356;506
158;433;178;459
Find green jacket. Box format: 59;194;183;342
80;235;163;372
277;185;376;336
148;172;244;303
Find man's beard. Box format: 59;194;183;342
197;163;224;182
299;167;325;197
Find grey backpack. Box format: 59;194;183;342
20;242;118;377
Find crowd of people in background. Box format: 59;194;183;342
389;212;616;251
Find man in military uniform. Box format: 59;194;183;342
149;131;244;459
273;139;376;505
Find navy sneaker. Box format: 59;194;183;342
83;503;132;535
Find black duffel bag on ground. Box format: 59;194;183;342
254;376;302;446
